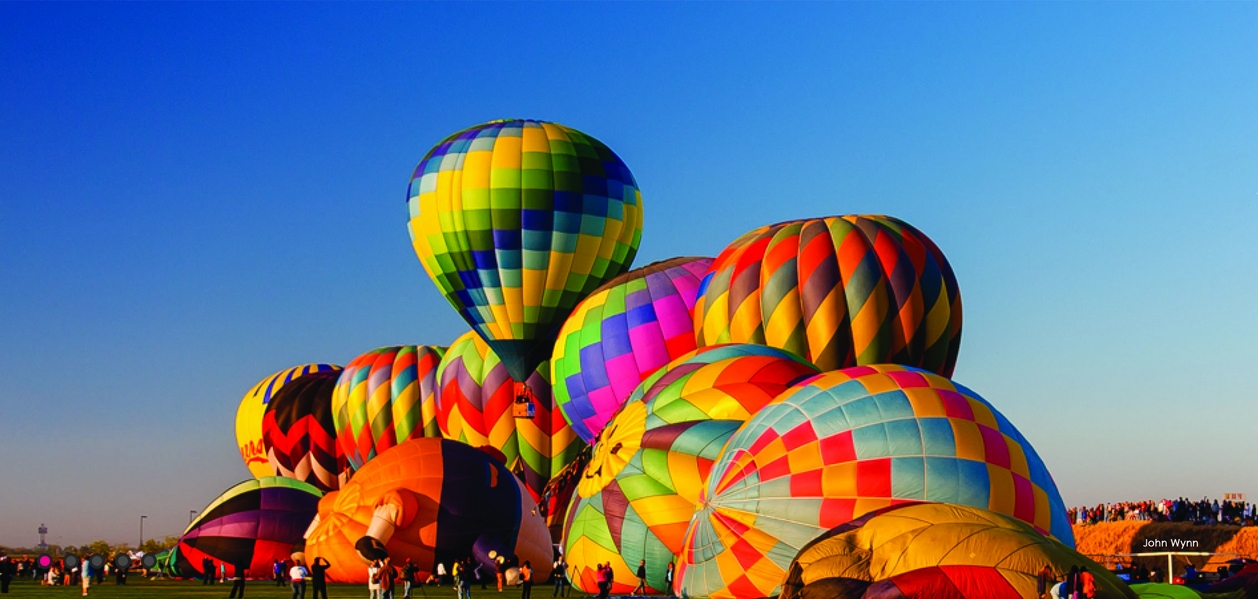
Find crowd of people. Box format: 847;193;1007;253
0;552;138;595
1069;497;1257;526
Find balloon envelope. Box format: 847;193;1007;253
236;364;341;479
552;256;713;443
437;330;584;501
694;215;962;376
678;365;1071;599
178;477;322;579
777;504;1135;599
262;370;346;492
302;438;552;584
564;345;819;595
407;119;644;383
333;345;447;470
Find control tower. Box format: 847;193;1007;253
37;524;48;550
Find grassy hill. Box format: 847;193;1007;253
1074;522;1258;572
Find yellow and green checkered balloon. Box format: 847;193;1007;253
408;120;644;382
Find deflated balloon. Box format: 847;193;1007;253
407;119;644;384
678;365;1071;599
262;370;347;492
178;477;323;579
437;330;584;501
236;364;342;479
778;504;1135;599
333;345;447;470
694;216;962;376
302;438;552;584
552;257;713;443
563;345;819;595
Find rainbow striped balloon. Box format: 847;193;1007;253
436;331;585;500
551;257;713;443
408;120;644;384
332;346;447;470
694;215;962;376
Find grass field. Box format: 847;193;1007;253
1;579;586;599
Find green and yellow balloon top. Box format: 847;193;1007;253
407;119;644;387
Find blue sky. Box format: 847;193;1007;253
2;2;1256;547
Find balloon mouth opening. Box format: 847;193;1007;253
513;382;537;419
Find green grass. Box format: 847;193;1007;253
2;579;588;598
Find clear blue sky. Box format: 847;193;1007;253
2;2;1256;548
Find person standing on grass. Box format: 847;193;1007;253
80;556;92;597
551;555;567;598
229;560;246;599
474;559;486;590
632;560;647;596
519;561;533;599
309;556;330;599
401;558;417;599
368;559;382;599
459;559;474;599
496;555;507;592
664;562;675;598
0;554;13;594
289;559;308;599
274;559;284;587
380;558;398;599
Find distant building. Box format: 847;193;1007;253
38;524;48;550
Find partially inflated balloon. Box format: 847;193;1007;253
564;345;819;595
552;257;713;443
178;477;322;579
407;119;644;384
302;438;552;584
333;346;447;470
236;364;341;479
777;504;1134;599
678;365;1071;599
437;331;585;501
694;216;962;376
261;371;346;492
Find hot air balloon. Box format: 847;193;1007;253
261;370;346;492
177;477;322;580
678;365;1071;599
407;119;644;411
694;215;962;376
436;330;584;501
332;345;447;470
302;437;552;584
551;257;713;443
564;345;819;595
777;504;1136;599
236;364;341;479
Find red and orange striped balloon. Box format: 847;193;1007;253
694;215;962;376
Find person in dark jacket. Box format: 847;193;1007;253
310;557;330;599
0;554;13;594
229;561;246;598
632;560;647;596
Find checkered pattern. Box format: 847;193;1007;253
436;330;586;501
408;119;644;383
261;371;345;492
552;257;712;443
235;364;341;480
332;345;447;471
694;216;963;377
677;365;1071;599
564;344;819;595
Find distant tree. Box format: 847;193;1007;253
139;537;178;554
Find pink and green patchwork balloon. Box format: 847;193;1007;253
551;257;712;442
